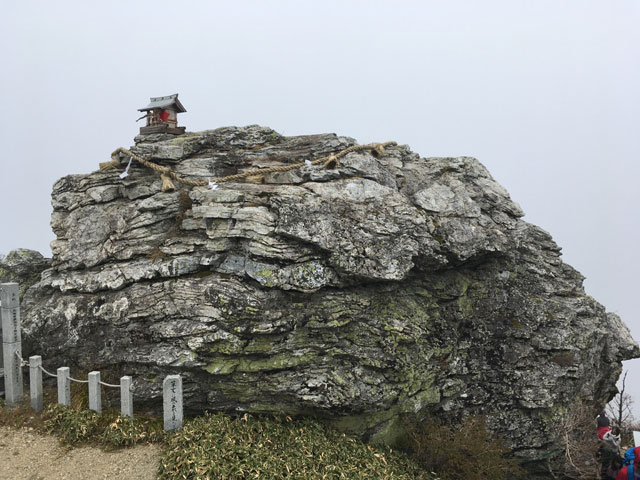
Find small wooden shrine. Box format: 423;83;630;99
137;94;186;135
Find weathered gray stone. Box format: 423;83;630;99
29;355;43;412
0;250;51;299
17;126;639;476
1;306;21;344
88;371;101;413
163;375;183;431
57;367;70;406
120;375;133;418
0;282;20;308
1;283;22;405
2;342;23;405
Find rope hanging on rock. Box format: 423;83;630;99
100;141;397;192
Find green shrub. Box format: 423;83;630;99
158;413;432;480
43;403;102;445
406;415;523;480
102;415;166;448
42;403;164;448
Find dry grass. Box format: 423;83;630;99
405;415;523;480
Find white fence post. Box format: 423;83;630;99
1;285;189;425
120;375;133;419
29;355;43;412
57;367;70;406
88;371;101;413
163;374;183;431
1;283;23;405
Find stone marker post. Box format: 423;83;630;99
163;375;183;431
1;283;23;405
120;375;133;419
29;355;43;412
57;367;70;406
88;371;101;413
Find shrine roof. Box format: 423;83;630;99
138;94;186;112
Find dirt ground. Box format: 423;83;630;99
0;426;162;480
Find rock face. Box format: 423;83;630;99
22;126;638;472
0;249;51;298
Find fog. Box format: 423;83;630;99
1;0;638;413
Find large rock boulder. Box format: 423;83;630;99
0;249;51;298
22;126;638;472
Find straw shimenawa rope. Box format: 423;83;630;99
99;141;397;192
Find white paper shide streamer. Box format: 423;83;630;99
119;157;133;179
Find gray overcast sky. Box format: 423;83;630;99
1;0;639;412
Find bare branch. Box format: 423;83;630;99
607;371;636;431
550;402;600;479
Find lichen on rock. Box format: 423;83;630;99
20;125;639;475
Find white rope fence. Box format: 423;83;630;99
1;282;183;431
12;338;134;417
39;364;58;378
69;375;89;384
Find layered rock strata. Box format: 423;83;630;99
21;126;638;473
